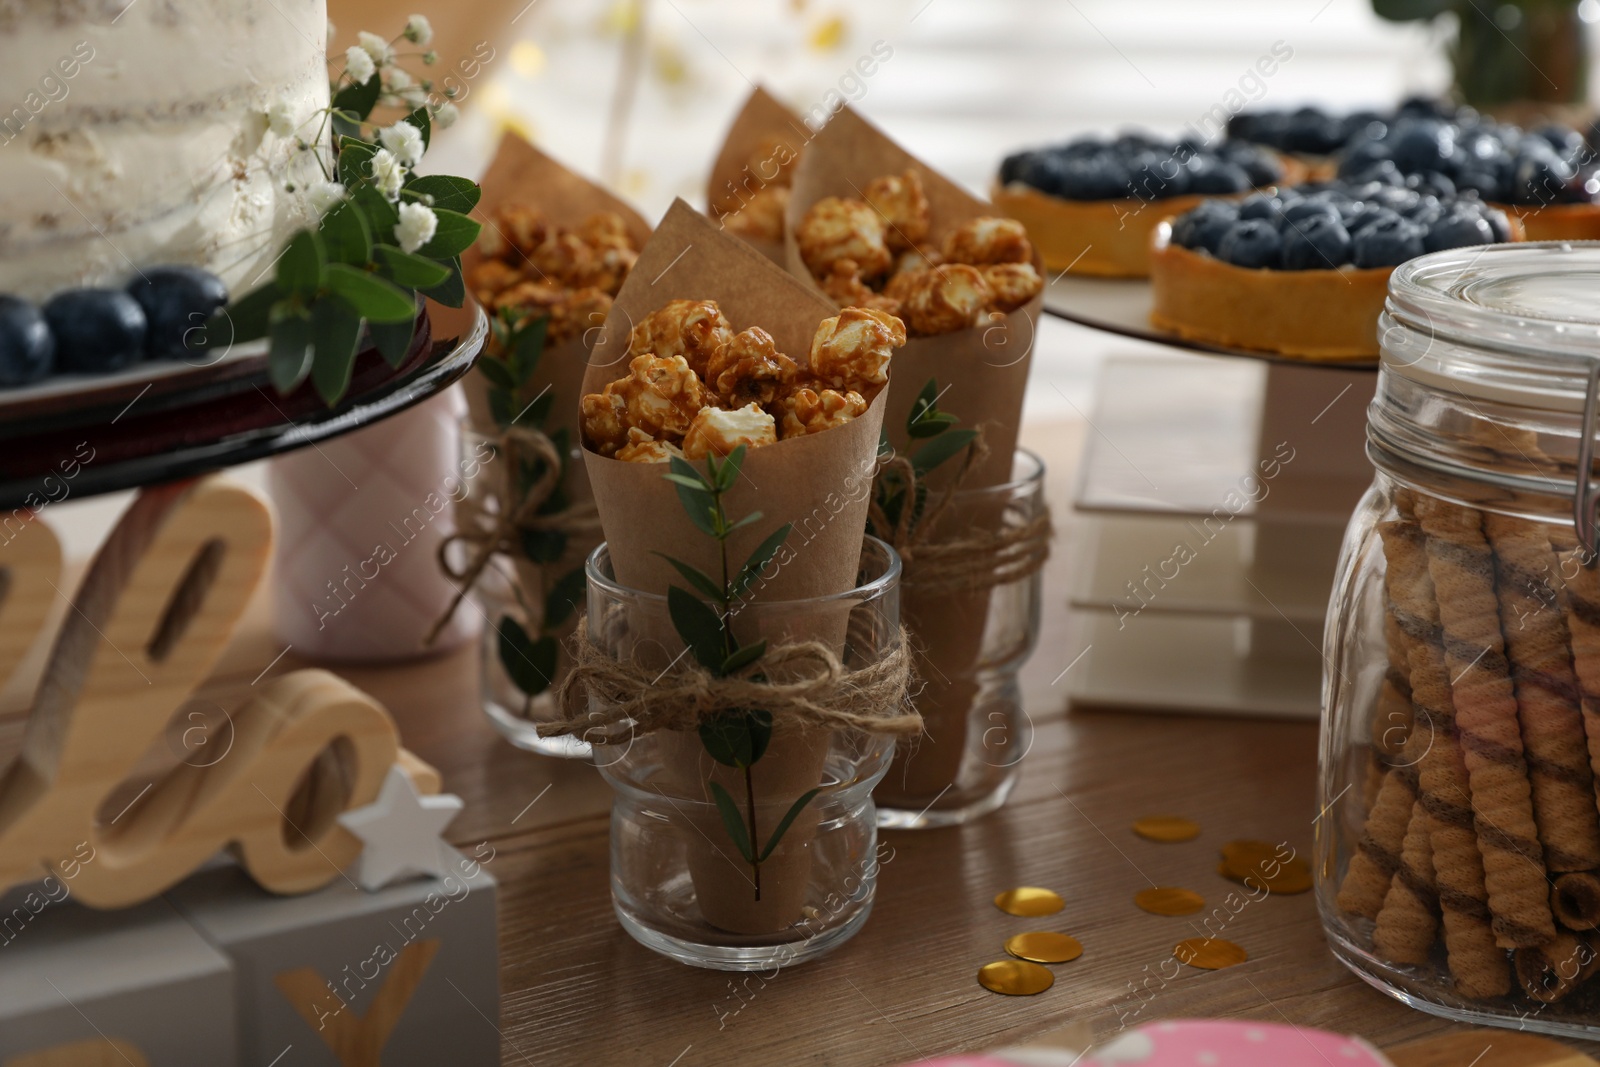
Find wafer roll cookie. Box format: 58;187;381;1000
1374;607;1415;760
1385;520;1510;997
1559;550;1600;815
1514;931;1596;1003
1485;512;1600;872
1373;804;1440;965
1415;495;1556;949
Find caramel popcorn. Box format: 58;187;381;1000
590;353;708;447
863;170;931;252
682;403;778;461
893;265;992;336
722;185;789;243
942;216;1033;266
469;259;522;304
553;287;615;343
580;390;631;457
796;196;893;280
483;203;549;258
492;280;567;318
819;260;903;318
479;202;641;343
892;247;943;277
616;428;685;464
704;326;799;407
628;299;736;379
778;386;868;439
982;262;1044;314
809;307;907;391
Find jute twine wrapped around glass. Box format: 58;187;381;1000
707;85;807;264
437;133;651;751
785;106;1050;809
550;200;921;939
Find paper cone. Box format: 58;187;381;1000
706;86;810;264
784;106;1042;491
582;199;892;933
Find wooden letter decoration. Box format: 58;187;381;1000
0;511;62;694
274;939;441;1067
0;478;401;908
3;1038;150;1067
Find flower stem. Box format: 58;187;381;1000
744;762;761;902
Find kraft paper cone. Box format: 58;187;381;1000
462;131;653;449
784;106;1041;491
786;109;1042;803
706;86;809;264
582;199;892;934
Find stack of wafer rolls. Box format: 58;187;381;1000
1338;480;1600;1006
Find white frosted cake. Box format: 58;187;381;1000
0;0;330;301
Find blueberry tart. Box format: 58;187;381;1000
993;133;1293;278
1149;182;1520;361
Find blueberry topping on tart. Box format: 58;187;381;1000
1217;218;1283;269
1001;133;1282;202
0;296;54;386
1352;215;1427;269
1281;215;1353;271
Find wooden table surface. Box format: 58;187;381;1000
12;418;1592;1066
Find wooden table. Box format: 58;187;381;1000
14;419;1591;1066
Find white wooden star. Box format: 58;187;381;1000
338;764;464;891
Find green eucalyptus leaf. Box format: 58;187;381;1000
267;307;314;394
746;708;773;764
207;283;280;349
405;174;482;214
724;512;764;535
325;264;416;324
720;641;767;676
759;788;822;862
374;244;451;288
403;105;432;149
516;390;554;426
309;298;362;405
338;138;379;189
668;586;726;673
367;318;415;368
477;356;515;391
415;208;480;259
351;181;400;236
544;567;587;630
331;71;382;121
655;555;724;603
700;712;754;769
708;782;755;863
732;524;792;598
421;256;466;308
907;378;939;434
277;230;325;297
511;315;548;384
322;200;372;266
911;428;978;477
488;388;513;428
1371;0;1452;20
497;617;557;696
712;446;745;492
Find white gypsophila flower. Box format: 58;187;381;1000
344;44;376;84
358;30;395;65
404;14;434;45
266;97;297;138
432;101;459;129
395;202;438;254
308;181;346;214
370;148;406;201
379;120;425;168
383;66;414;91
402;86;429;108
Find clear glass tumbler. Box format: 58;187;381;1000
587;538;902;971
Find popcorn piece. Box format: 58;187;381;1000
577;211;630;247
580;391;630;456
892;247;944;277
493;203;549;258
682;403;778;461
603;354;708;442
863;169;931;252
629;299;736;379
492;280;566;318
892;264;992;336
819;260;903;318
722;185;789;243
555;287;614;344
982;262;1044;313
942;216;1033;265
797;196;893;280
533;232;598;289
808;307;907;391
778;386;868;439
616;428;685;464
704;326;799;407
469;259;522;304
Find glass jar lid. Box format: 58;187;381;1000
1370;241;1600;540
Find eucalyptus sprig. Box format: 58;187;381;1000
481;308;588;712
660;446;804;902
202;24;482;405
869;377;979;538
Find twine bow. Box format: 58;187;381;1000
544;625;920;744
427;425;600;644
868;430;1053;596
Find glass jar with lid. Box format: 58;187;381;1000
1320;242;1600;1035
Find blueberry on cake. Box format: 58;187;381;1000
992;132;1290;278
1227;96;1454;166
1149;180;1519;361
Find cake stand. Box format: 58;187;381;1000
1045;274;1377;719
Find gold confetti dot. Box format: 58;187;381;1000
1217;846;1312;895
993;886;1064;917
1134;886;1206;916
1133;815;1200;843
808;13;847;51
1173;937;1248;970
978;959;1055;995
1220;839;1278;866
1004;932;1083;964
